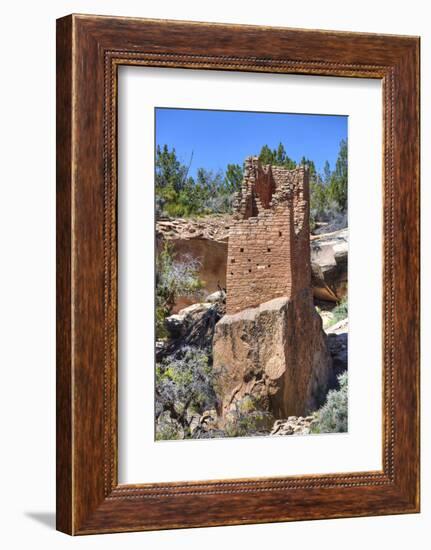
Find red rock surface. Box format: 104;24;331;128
213;292;332;420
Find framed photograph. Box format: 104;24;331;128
56;14;420;534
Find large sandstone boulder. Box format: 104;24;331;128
213;289;332;420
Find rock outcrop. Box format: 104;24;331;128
156;216;231;312
326;318;348;380
157;291;226;361
271;415;316;436
213;290;332;420
311;228;348;302
156;215;232;242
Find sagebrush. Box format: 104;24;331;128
155;346;217;439
155;244;203;339
311;371;348;434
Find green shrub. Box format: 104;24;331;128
155;145;242;218
156;243;202;339
225;410;274;437
224;395;274;437
311;372;348;434
326;297;348;327
155;346;217;431
155;412;184;441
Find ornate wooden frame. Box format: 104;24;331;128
56;14;420;535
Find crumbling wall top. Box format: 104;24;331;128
233;156;309;231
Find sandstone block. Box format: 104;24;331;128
213;290;332;420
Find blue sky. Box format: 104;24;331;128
155;108;347;178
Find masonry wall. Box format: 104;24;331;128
226;158;310;314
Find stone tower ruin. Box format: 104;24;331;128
213;156;332;421
226;157;311;314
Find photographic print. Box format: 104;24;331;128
56;16;420;533
155;107;348;441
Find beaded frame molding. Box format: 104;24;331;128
56;14;420;535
